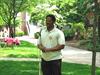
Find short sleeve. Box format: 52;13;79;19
58;31;65;45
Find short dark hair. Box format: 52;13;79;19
46;14;56;22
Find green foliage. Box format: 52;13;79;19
63;28;75;38
73;22;85;32
29;0;77;27
0;42;6;48
76;0;94;16
30;4;60;25
79;39;100;52
0;17;4;25
63;22;85;40
63;23;75;40
0;0;32;37
16;31;24;36
28;0;99;41
66;13;83;23
16;27;24;36
57;0;78;24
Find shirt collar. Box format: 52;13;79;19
45;26;56;33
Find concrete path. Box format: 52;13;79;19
62;46;100;67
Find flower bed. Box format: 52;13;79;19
0;37;20;48
4;37;20;46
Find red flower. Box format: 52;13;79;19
4;37;20;46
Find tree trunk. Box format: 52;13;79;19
98;16;100;41
13;0;16;38
91;0;97;75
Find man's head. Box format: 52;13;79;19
46;14;56;29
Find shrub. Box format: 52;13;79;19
62;23;75;40
0;42;6;48
16;30;24;36
4;37;20;47
79;39;100;52
15;27;24;36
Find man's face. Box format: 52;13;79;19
46;17;54;28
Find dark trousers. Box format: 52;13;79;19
41;59;62;75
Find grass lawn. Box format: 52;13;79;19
0;41;40;58
0;60;100;75
0;40;100;75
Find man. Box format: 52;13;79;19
37;14;65;75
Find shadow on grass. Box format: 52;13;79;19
0;61;100;75
7;54;38;58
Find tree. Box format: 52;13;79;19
0;0;31;37
75;0;99;75
30;0;77;27
91;0;98;75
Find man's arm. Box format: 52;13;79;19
38;44;65;52
44;44;65;52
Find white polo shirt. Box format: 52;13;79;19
38;26;65;61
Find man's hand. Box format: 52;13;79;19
38;44;46;52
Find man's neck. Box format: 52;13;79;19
47;25;54;31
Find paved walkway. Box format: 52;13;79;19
0;36;100;67
62;46;100;67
